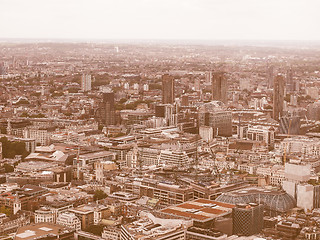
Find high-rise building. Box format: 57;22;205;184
232;203;264;236
96;92;116;126
211;71;227;103
267;65;274;89
81;74;91;92
155;104;177;126
286;68;294;92
307;101;320;120
159;149;190;167
286;68;299;93
0;62;6;76
205;71;212;84
198;101;232;137
273;74;285;121
279;116;300;135
162;74;175;104
181;95;189;106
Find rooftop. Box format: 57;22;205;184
160;198;235;222
79;150;115;159
15;222;73;240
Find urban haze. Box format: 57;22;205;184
0;1;320;240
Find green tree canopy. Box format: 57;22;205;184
0;137;29;159
93;190;107;201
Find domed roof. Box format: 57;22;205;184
216;188;296;213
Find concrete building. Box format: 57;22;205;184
198;101;232;137
120;212;191;240
232;203;264;236
307;101;320;120
56;212;81;231
296;184;315;212
15;222;74;240
199;126;214;142
23;128;51;146
281;162;320;211
124;178;194;206
139;147;161;166
211;71;227;103
96;92;116;126
102;226;120;240
161;198;234;234
155;104;178;126
69;203;110;229
276;221;301;239
273;74;285;121
81;73;92;92
306;87;319;99
286;68;298;93
266;64;274;89
279;136;320;157
95;161;117;182
244;125;275;146
34;207;54;224
279;116;300;135
162;74;175;104
79;151;116;167
159;149;189;167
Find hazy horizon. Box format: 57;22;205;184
1;0;320;41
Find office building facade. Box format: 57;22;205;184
162;74;175;104
232;203;264;236
211;71;227;103
273;74;285;121
81;73;92;92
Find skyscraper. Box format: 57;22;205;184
232;203;264;236
198;101;232;137
279;115;300;135
211;71;227;103
96;92;115;126
0;62;6;76
286;68;299;93
162;74;174;104
266;65;274;89
81;74;92;92
273;74;285;121
205;71;212;84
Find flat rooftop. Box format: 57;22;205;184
15;222;73;240
79;151;115;159
160;198;235;222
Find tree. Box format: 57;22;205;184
149;83;162;90
0;206;11;216
93;190;107;201
85;225;104;236
4;164;14;173
0;137;29;159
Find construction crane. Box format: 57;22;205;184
283;118;293;165
207;142;221;182
76;146;81;180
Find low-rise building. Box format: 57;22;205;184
56;212;81;231
15;222;75;240
35;207;54;224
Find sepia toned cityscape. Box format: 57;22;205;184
1;0;320;239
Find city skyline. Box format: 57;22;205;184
1;0;320;238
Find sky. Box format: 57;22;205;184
0;0;320;41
